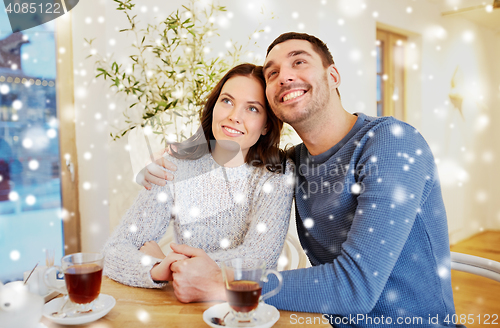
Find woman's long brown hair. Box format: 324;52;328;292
170;63;285;172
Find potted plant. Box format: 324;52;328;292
87;0;265;145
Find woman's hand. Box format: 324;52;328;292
140;241;167;259
150;252;189;282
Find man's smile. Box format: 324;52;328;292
279;89;308;103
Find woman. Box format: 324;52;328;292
102;63;294;288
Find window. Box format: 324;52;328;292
0;11;79;283
376;29;407;121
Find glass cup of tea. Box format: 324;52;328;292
220;258;283;327
44;253;104;313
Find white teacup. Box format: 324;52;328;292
23;265;64;297
0;281;44;328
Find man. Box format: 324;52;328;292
140;32;460;327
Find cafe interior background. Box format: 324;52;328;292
1;0;499;310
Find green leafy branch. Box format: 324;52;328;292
87;0;293;144
87;0;251;143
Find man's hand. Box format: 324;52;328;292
140;241;166;259
150;252;188;282
135;148;178;189
170;243;226;303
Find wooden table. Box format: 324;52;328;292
41;277;330;328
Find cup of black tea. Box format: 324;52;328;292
44;253;104;313
221;258;282;326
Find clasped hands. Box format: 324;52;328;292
140;241;226;303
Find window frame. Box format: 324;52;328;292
55;13;81;254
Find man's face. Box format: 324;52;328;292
263;39;331;126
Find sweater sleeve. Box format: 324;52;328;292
262;121;437;315
102;183;174;288
207;160;295;269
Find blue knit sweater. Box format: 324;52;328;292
263;113;462;327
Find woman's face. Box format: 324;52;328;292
212;75;268;157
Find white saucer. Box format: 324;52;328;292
42;294;116;325
203;302;280;328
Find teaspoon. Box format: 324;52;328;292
211;311;229;326
51;297;70;318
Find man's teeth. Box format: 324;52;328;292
224;127;243;134
283;91;305;102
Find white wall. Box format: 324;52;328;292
369;1;500;241
70;0;500;251
71;0;109;252
488;32;500;229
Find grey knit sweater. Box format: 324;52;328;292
103;153;294;288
